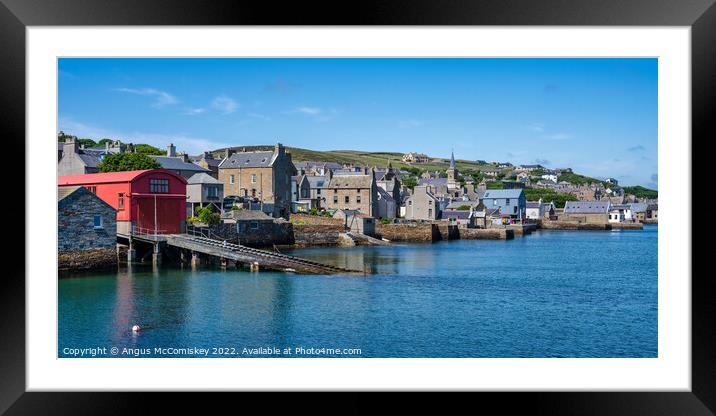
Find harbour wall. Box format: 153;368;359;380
59;248;118;271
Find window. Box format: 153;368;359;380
229;175;235;184
317;189;321;195
513;206;517;213
333;196;338;203
93;215;103;229
428;209;432;217
207;186;219;198
408;200;412;206
345;196;350;204
118;193;124;210
250;221;259;230
357;189;361;193
356;195;361;204
251;174;257;183
506;198;510;205
149;179;169;193
301;189;309;198
493;200;497;205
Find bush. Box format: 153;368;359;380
456;205;471;211
187;216;199;225
309;208;319;216
196;205;220;225
380;218;393;224
230;205;242;211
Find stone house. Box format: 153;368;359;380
376;187;397;219
401;152;429;164
481;189;527;221
646;203;658;220
562;201;611;224
333;209;376;235
57;137;103;176
325;171;379;217
291;174;317;213
526;201;544;220
195;152;221;178
403;185;439;221
186;172;224;216
58;186;117;251
218;143;297;219
441;210;476;228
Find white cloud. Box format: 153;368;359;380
183;108;207;116
58;118;232;154
114;88;177;108
527;123;545;133
212;96;239;114
293;106;322;115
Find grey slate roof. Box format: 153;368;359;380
442;210;472;220
482;189;525;199
187;172;220;184
526;201;542;209
77;153;102;168
564;201;611;214
328;175;373;189
305;175;329;189
629;203;649;213
229;209;274;221
418;177;448;187
150;156;210;172
220;151;276;168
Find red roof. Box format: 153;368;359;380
58;169;187;186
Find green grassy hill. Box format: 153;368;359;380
210;145;493;172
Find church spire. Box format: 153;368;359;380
449;149;456;170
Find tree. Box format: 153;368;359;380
97;153;161;172
403;177;418;189
134;143;166;155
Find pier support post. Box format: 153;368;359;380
220;257;228;269
128;240;136;263
152;243;162;266
250;261;260;272
191;251;200;269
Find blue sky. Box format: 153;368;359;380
58;58;658;188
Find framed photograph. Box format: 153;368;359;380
3;0;711;413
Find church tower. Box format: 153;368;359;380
447;150;458;190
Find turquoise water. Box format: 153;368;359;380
58;225;657;358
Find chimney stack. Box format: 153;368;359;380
63;137;78;154
275;142;284;155
224;148;234;159
167;143;176;157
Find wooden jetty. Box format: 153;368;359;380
165;235;363;275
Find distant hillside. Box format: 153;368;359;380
210;145;492;172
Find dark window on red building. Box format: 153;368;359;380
150;179;169;193
118;193;124;209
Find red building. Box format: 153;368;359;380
58;169;188;235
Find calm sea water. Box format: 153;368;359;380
58;225;657;358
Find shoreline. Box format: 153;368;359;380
59;223;655;274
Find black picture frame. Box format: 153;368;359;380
1;0;710;413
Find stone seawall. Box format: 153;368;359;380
376;223;437;242
292;224;345;246
290;214;344;226
540;221;643;231
459;228;514;240
435;223;460;240
59;248;118;271
208;222;295;247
